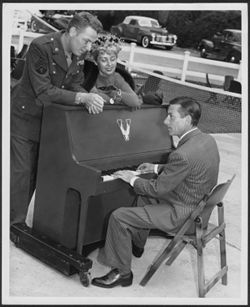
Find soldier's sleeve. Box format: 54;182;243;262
26;42;78;106
69;64;88;93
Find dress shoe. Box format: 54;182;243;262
132;242;144;258
91;268;133;288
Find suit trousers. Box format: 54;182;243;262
10;134;39;225
98;196;164;274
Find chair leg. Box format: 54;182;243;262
165;241;186;265
140;238;180;286
218;205;227;285
196;220;206;297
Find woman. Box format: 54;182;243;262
89;34;142;107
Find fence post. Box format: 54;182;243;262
17;27;25;54
181;51;190;82
237;60;241;82
127;42;136;73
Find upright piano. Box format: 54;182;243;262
11;103;173;285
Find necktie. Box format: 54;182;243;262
65;53;72;67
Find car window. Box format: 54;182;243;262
129;19;138;26
224;32;233;41
231;32;241;43
123;17;131;24
138;19;160;28
151;20;160;28
223;31;241;43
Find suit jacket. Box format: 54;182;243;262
134;128;220;232
11;31;87;142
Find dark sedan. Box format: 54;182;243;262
110;15;177;50
198;29;241;63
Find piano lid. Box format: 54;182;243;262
63;105;172;169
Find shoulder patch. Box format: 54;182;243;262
35;57;47;74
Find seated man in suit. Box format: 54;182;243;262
91;96;220;288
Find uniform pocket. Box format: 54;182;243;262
14;93;42;118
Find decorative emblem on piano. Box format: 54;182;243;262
117;119;131;141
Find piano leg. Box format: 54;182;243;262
76;195;91;255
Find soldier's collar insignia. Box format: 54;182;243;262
77;60;85;66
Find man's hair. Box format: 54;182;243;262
67;11;103;33
169;96;201;126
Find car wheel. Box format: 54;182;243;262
30;20;39;32
165;46;173;50
227;53;240;64
200;47;207;58
141;36;150;48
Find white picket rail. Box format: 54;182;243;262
122;42;241;86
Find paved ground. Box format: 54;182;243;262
4;133;247;305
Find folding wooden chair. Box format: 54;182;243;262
222;76;241;106
140;175;235;297
11;44;29;81
136;70;163;96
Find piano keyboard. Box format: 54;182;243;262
102;170;147;182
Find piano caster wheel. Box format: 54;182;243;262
79;270;90;287
10;231;19;246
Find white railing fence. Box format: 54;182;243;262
121;42;241;95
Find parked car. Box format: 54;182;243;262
29;11;72;33
110;15;177;50
198;29;241;63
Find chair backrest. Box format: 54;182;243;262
186;175;235;234
200;175;236;228
140;70;163;95
224;75;234;91
228;80;241;94
11;59;26;80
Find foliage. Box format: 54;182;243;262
165;10;241;48
37;10;241;48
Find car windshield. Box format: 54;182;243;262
231;32;241;43
224;31;241;43
138;19;160;28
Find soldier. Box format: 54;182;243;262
10;11;104;226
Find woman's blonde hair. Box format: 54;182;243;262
91;33;122;61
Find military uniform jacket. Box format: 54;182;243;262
134;128;220;232
11;31;87;142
